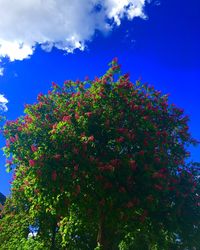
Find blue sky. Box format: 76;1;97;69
0;0;200;195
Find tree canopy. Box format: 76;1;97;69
0;192;6;205
1;59;200;249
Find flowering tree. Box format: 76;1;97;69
0;193;5;205
2;59;200;249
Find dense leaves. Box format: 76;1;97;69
1;59;200;249
0;192;6;205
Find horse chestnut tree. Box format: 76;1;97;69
2;59;200;249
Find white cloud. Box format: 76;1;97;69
0;94;8;111
0;0;147;62
0;67;4;76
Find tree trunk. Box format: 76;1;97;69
50;220;57;250
97;211;113;250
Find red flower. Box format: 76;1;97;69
75;113;80;120
52;82;58;88
17;127;22;132
95;175;103;181
52;170;57;181
116;137;124;143
53;154;61;160
117;128;126;133
76;185;81;194
119;186;126;193
154;157;161;164
88;135;94;142
62;115;71;122
29;159;35;167
6;140;10;147
138;150;145;156
112;57;118;63
89;156;95;162
36;169;42;177
10;137;16;143
126;201;133;208
74;164;79;171
147;195;154;203
34;189;39;194
73;147;79;154
129;160;137;171
105;120;110;128
99;198;105;206
86;112;92;117
154;184;163;191
31;145;37;152
140;210;148;223
104;182;112;189
72;172;76;179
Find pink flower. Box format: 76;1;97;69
110;159;119;166
85;75;89;81
168;186;175;191
86;112;92;117
119;187;126;193
140;210;148;223
37;169;42;177
29;159;36;167
106;164;114;171
10;137;16;143
73;147;79;154
31;145;37;152
154;157;161;164
147;195;154;203
6;140;10;147
52;82;58;88
99;199;105;206
6;159;13;166
37;93;43;101
154;184;163;191
117;128;127;133
72;172;76;179
34;189;39;194
76;185;81;194
104;182;112;189
143;140;148;147
112;57;118;63
89;156;95;162
74;164;79;171
53;154;61;160
62;115;71;122
75;113;80;120
88;135;94;142
126;201;133;208
52;170;57;181
144;164;149;171
129;160;137;171
116;137;124;143
95;175;103;181
138;150;145;156
105;120;110;127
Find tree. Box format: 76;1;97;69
0;193;6;205
2;59;200;249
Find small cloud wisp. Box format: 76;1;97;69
0;95;8;112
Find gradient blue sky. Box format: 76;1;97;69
0;0;200;195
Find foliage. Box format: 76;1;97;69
0;196;49;249
0;192;6;205
1;59;200;249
